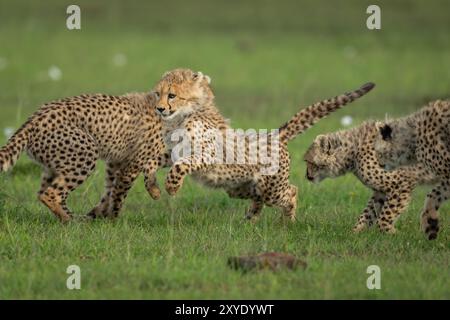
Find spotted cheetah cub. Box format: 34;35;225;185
153;68;374;221
374;100;450;239
304;121;436;234
0;92;164;222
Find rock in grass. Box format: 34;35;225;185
228;252;307;272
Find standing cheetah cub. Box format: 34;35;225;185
374;99;450;239
304;121;435;234
153;68;374;221
0;92;164;222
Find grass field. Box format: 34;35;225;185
0;0;449;299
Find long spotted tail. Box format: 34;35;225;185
279;82;375;143
0;121;31;172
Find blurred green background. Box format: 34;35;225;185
0;0;448;299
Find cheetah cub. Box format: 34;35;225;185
0;92;164;222
374;99;450;239
304;121;436;234
153;68;374;221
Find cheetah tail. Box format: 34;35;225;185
278;82;375;143
0;121;31;172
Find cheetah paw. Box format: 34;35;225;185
59;215;72;224
147;184;161;200
245;213;260;223
165;181;181;196
352;224;367;233
380;227;397;234
285;214;297;223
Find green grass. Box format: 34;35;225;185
0;0;449;299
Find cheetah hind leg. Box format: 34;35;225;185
420;182;450;240
243;180;265;222
37;126;98;222
87;163;118;219
421;206;440;240
245;199;264;223
39;189;71;223
38;172;71;223
40;164;96;222
38;172;85;223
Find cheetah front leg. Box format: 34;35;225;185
280;184;297;223
143;153;174;199
421;181;450;240
165;155;210;196
353;191;385;233
143;159;161;200
108;168;141;218
376;187;412;234
87;163;119;219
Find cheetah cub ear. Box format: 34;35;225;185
380;124;393;141
149;91;160;102
315;134;341;154
193;71;212;84
315;135;330;150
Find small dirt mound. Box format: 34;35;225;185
228;252;307;272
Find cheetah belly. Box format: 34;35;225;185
192;166;256;190
192;171;228;189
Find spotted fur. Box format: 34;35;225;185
304;121;436;233
0;93;164;222
153;68;374;221
374;100;450;239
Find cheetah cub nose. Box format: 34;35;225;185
156;107;165;114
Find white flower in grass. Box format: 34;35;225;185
340;115;353;127
0;57;8;70
113;53;127;67
48;65;62;81
4;127;15;139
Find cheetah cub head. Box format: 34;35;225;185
152;68;214;121
374;120;417;169
303;134;351;183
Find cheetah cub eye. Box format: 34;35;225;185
168;93;177;99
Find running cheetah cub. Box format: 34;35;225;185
153;68;374;221
374;99;450;239
304;121;435;234
0;92;164;222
